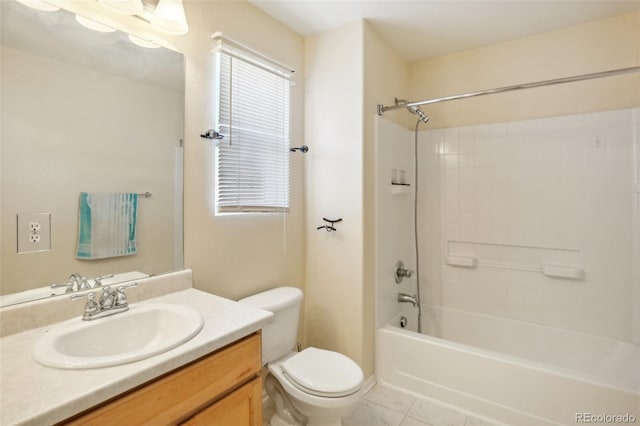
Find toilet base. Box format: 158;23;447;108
265;373;306;426
265;371;350;426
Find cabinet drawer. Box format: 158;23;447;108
181;377;262;426
63;332;261;425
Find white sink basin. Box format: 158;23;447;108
33;303;204;369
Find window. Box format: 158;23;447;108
214;39;292;213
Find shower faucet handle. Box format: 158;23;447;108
395;260;414;283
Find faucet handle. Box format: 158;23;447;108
395;261;414;283
98;285;116;309
92;274;114;287
71;291;99;316
50;282;71;290
115;282;138;307
70;291;96;301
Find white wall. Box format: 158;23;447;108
417;108;637;342
1;46;181;294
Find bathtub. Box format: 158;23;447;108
376;305;640;425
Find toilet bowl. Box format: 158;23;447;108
269;350;364;426
239;287;364;426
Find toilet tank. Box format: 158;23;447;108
239;287;303;364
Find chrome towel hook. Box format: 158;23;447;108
200;129;224;140
289;145;309;153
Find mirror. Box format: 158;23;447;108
0;1;185;306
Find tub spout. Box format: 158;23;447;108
397;292;419;307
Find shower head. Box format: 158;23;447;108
412;107;429;124
395;98;429;124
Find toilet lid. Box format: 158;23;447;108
281;347;364;397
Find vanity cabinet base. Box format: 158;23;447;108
61;332;262;426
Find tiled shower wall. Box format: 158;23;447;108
417;108;638;342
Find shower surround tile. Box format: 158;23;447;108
415;107;637;342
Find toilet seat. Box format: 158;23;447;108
280;347;363;397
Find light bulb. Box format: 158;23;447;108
98;0;143;15
151;0;188;35
75;15;117;33
15;0;59;12
128;35;160;49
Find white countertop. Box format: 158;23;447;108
0;287;272;426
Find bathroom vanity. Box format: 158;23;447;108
64;333;262;425
0;270;271;425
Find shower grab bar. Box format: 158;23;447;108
446;255;583;280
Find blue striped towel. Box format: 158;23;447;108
76;192;138;259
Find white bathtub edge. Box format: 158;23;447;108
376;325;640;426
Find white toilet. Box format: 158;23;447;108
239;287;364;426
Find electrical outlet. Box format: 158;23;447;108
17;212;51;254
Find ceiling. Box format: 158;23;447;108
249;0;640;62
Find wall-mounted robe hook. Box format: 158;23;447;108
317;217;342;232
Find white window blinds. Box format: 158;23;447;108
215;45;291;213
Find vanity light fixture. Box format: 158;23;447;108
151;0;188;35
15;0;59;12
98;0;143;15
128;35;160;49
75;15;117;33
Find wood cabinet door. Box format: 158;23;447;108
181;377;262;426
61;333;261;426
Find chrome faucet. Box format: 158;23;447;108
71;282;138;321
51;273;89;293
397;292;419;307
51;273;115;294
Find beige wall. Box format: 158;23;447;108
409;10;640;129
43;1;306;305
304;21;365;370
1;46;181;294
302;20;409;377
177;1;306;304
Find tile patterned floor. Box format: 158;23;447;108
343;385;500;426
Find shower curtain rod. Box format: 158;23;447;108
377;65;640;116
